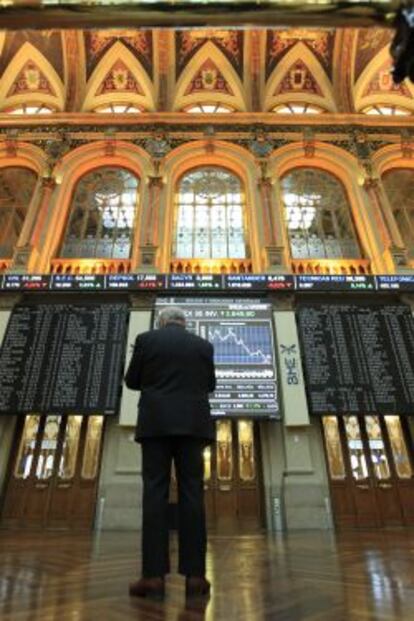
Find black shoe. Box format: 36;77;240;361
185;576;211;598
129;577;165;600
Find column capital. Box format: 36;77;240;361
139;243;158;268
41;176;57;191
362;176;380;191
148;175;164;189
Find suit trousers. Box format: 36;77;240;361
140;436;207;578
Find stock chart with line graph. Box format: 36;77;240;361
204;323;272;366
155;298;279;419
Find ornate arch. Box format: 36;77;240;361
264;42;336;112
159;141;261;269
0;42;65;111
82;41;155;111
270;142;379;268
39;141;152;270
354;45;414;113
372;144;414;176
0;141;47;175
173;41;247;112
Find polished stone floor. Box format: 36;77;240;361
1;529;414;620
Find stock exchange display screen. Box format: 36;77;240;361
155;298;279;419
297;303;414;415
0;303;128;415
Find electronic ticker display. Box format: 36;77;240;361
297;303;414;415
106;274;166;290
52;274;105;290
296;274;376;291
166;274;223;289
155;298;279;419
376;275;414;291
0;272;412;293
0;303;128;415
3;274;51;290
225;274;294;290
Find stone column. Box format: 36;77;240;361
97;294;154;530
10;176;44;272
263;296;332;530
363;177;408;270
139;175;164;270
258;169;288;271
29;177;58;272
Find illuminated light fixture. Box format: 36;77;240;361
184;103;234;113
361;105;411;116
272;103;325;114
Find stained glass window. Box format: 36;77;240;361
59;416;82;480
36;415;62;481
60;167;139;259
14;415;41;480
238;420;255;481
0;167;37;258
173;167;246;259
280;168;361;260
365;415;390;480
383;169;414;257
322;416;346;480
344;416;367;480
81;416;104;480
385;416;413;479
216;420;233;481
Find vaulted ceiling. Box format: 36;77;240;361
0;28;409;115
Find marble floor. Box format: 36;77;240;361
1;529;414;620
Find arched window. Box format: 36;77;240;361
184;103;234;114
280;168;361;259
5;104;55;115
383;169;414;255
173;167;247;260
272;103;325;115
60;167;139;259
361;105;411;116
0;167;37;258
94;104;144;114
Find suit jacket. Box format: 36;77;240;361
124;324;216;443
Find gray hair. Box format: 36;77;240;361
157;306;186;328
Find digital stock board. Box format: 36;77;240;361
0;272;412;293
297;303;414;415
155;298;279;419
0;303;128;415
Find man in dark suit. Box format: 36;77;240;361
124;306;216;599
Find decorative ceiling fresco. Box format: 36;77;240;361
353;29;393;84
0;31;64;79
0;27;410;115
175;30;244;79
84;30;153;80
265;29;335;81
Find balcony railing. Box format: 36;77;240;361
50;258;132;274
170;258;253;274
0;259;12;273
291;258;372;275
